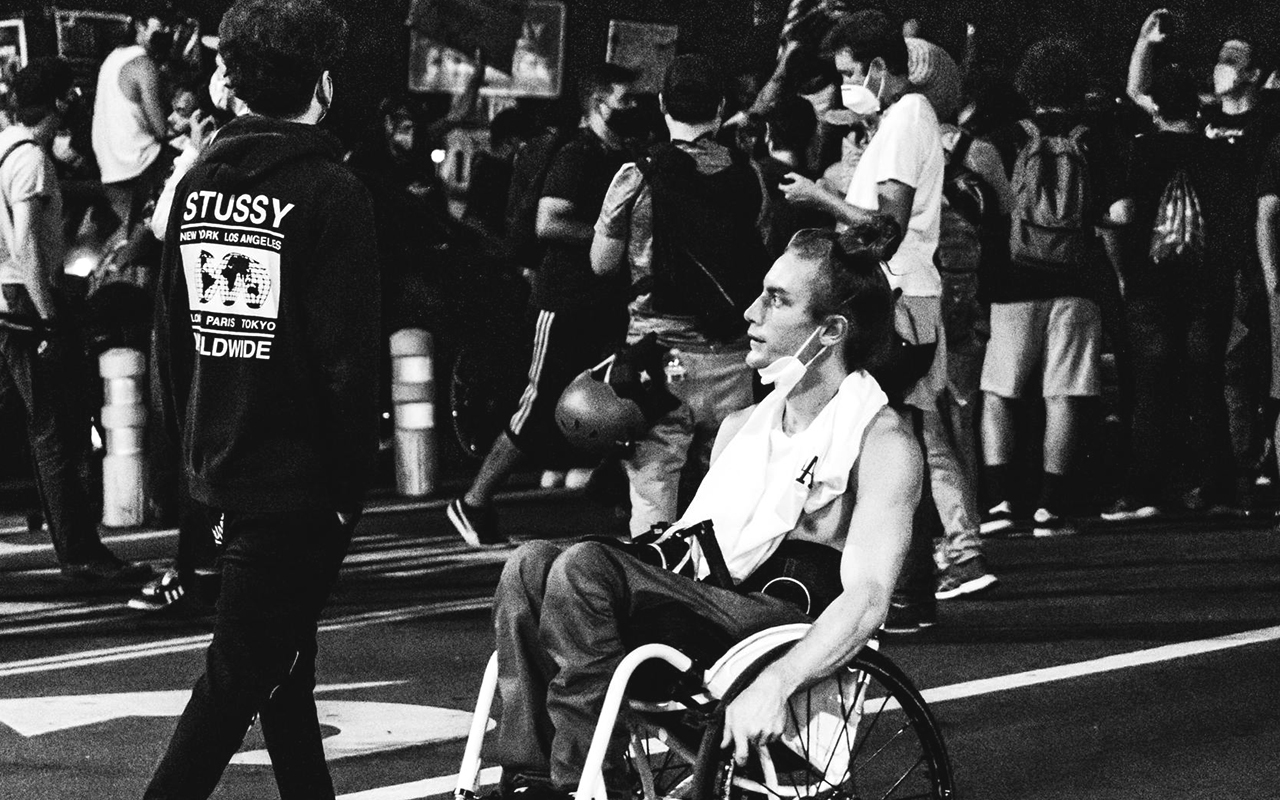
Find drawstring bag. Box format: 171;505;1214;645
1148;168;1205;267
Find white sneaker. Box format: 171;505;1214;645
564;468;594;490
539;470;566;489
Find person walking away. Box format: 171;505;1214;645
144;1;380;797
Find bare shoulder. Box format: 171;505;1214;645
855;406;922;495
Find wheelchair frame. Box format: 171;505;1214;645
455;624;955;800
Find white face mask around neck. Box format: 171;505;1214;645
757;324;829;393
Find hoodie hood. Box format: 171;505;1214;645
199;115;344;190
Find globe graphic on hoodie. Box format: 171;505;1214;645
197;249;272;310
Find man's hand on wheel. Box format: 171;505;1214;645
720;669;792;766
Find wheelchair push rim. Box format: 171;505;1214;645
693;643;955;800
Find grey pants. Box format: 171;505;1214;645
493;539;808;793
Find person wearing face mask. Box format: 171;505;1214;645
484;223;916;800
91;6;178;240
778;10;948;630
145;1;379;796
447;64;637;547
1128;13;1280;513
590;54;768;538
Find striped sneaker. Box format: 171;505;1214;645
127;568;185;612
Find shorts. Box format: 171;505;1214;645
980;297;1101;399
506;305;626;462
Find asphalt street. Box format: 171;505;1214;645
1;489;1278;800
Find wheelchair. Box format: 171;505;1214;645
455;622;955;800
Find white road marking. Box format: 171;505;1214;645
0;601;71;615
0;682;401;736
339;767;502;800
335;624;1280;800
0;598;494;678
0;527;176;557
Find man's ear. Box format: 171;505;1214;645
316;70;334;108
820;314;850;347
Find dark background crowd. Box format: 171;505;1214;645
1;0;1280;609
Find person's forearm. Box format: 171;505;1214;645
824;192;879;227
13;206;56;319
1098;226;1126;294
1258;198;1280;293
537;215;595;243
590;233;625;276
1127;40;1155;109
753;588;887;696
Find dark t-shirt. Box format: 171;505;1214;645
531;129;630;312
1120;131;1219;297
758;156;830;257
1198;99;1280;266
986;112;1117;302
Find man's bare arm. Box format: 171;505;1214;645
1259;194;1280;294
590;234;626;276
11;198;57;320
1126;10;1166;118
122;57;169;141
720;407;922;763
536;197;595;243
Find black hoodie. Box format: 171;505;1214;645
154;115;380;515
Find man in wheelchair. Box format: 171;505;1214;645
491;224;922;800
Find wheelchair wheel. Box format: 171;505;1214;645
695;645;955;800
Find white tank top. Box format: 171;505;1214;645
91;45;162;184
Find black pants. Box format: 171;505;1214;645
1124;280;1234;503
144;508;352;800
0;286;103;564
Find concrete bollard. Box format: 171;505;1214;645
390;328;436;496
99;347;147;527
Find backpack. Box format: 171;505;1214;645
1148;167;1206;266
939;132;999;275
503;126;577;266
1008;119;1092;273
636;141;770;343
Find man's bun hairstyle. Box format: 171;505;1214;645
218;0;348;118
786;219;899;374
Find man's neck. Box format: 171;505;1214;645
781;360;849;435
880;73;912;109
585;116;623;150
667;119;717;143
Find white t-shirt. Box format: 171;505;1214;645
844;92;944;297
0;126;63;294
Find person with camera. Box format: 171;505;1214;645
0;59;152;582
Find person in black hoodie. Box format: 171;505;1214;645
144;2;379;799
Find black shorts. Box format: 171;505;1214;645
506;305;626;464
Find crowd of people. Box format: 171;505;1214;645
1;1;1278;625
0;0;1276;797
448;6;1280;632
